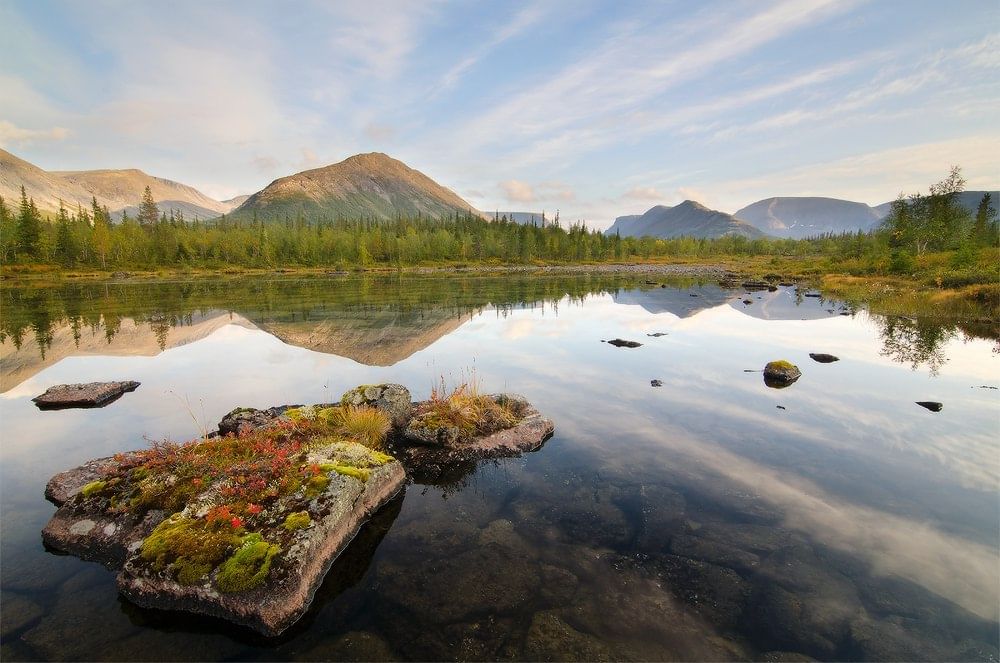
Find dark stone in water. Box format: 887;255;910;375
809;353;840;363
742;281;772;291
916;401;943;412
763;361;801;389
802;292;822;298
33;381;140;409
776;405;786;410
607;339;642;348
689;293;699;297
646;332;668;337
742;299;753;305
651;380;663;387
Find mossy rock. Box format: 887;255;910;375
339;383;413;429
763;360;802;388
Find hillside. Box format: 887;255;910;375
734;197;882;239
232;152;477;221
604;200;766;240
0;148;237;218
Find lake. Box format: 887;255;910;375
1;273;998;661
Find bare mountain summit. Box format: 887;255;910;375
735;197;883;239
0;148;239;218
604;200;766;240
233;152;477;221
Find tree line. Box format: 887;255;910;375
2;172;995;273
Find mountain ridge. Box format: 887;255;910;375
604;200;766;240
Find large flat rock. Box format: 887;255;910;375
33;381;140;409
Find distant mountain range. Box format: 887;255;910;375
230;152;477;221
0;148;241;220
733;197;883;239
604;200;766;240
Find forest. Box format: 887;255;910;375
1;169;996;285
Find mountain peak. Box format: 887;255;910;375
607;201;766;240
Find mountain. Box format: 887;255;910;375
734;197;883;239
222;194;250;208
1;148;237;218
233;152;477;221
874;190;999;219
604;200;766;239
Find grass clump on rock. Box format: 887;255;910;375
407;378;522;445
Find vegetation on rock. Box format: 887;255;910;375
408;378;521;443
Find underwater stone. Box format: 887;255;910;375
809;353;840;363
606;339;642;348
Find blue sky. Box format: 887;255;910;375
1;0;997;227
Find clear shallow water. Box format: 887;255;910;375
1;275;998;661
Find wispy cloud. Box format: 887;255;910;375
0;120;68;147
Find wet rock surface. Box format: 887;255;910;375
32;381;140;409
916;401;943;412
340;383;413;429
763;360;802;388
606;338;642;348
808;353;840;363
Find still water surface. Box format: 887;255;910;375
1;275;998;661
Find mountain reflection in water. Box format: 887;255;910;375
1;274;997;661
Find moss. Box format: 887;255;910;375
215;533;280;593
340;384;376;407
304;473;330;498
330;465;370;482
282;511;311;530
766;360;798;371
80;480;107;498
316;406;343;427
140;515;238;585
367;450;394;466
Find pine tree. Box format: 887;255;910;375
138;185;158;226
973;192;997;246
16;186;42;260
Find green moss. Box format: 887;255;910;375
316;406;343;427
330;465;370;482
367;450;394;466
304;473;330;498
766;360;798;370
140;515;238;585
80;480;107;498
282;511;311;530
215;533;280;593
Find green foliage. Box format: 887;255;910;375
882;167;974;255
140;514;239;585
282;511;312;530
80;480;107;498
326;464;370;482
215;533;280;593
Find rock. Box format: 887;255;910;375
916;401;943;412
689;293;699;297
606;338;642;348
776;405;786;410
763;360;801;388
0;594;44;638
523;611;613;662
742;280;772;291
742;299;753;305
340;383;413;429
303;630;399;661
646;332;668;337
808;353;839;363
650;379;663;387
42;437;406;636
802;292;822;298
32;381;139;409
217;407;275;436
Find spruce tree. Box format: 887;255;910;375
138;185;158;226
16;186;42;260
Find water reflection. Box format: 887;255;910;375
1;275;998;661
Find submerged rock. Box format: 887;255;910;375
808;353;839;363
32;381;139;409
916;401;943;412
763;361;801;388
651;379;663;387
646;332;668;337
606;339;642;348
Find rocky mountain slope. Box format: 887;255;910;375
734;197;883;239
0;148;239;218
604;200;766;240
232;152;477;221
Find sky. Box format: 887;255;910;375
1;0;998;228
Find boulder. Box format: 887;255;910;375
340;383;413;429
217;407;276;437
32;381;140;409
650;379;663;387
763;361;801;388
42;433;405;637
808;353;839;363
916;401;943;412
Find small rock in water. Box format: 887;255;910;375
743;369;758;373
607;338;642;348
742;299;753;305
650;379;663;387
802;292;822;298
809;353;840;363
32;381;140;409
763;361;801;389
776;405;786;410
646;332;668;337
916;401;943;412
976;385;998;390
689;293;699;297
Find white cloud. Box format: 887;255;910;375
500;180;536;203
621;186;663;201
0;120;68;147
